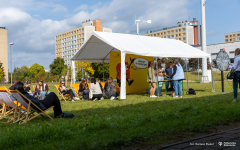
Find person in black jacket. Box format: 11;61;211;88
78;78;89;100
15;82;74;118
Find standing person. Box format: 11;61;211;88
155;58;165;96
148;61;157;98
15;82;74;118
89;78;103;101
170;58;185;98
78;79;89;100
229;48;240;102
105;77;118;100
58;81;79;102
35;79;50;99
165;62;174;91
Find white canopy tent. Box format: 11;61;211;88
71;31;211;99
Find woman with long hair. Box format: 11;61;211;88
148;61;157;97
89;78;103;101
229;48;240;102
104;77;118;100
35;79;50;99
15;82;74;118
59;80;79;102
170;58;185;98
78;78;89;100
154;58;165;96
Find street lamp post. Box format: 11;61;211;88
9;42;14;85
135;19;151;35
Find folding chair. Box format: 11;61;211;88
10;90;54;124
0;87;23;123
55;85;70;102
71;83;82;99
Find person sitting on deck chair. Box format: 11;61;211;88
59;80;79;102
15;82;74;118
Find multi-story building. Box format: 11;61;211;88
145;18;201;45
224;31;240;43
0;27;8;83
55;20;112;67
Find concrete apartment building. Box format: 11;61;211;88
145;18;201;45
195;41;240;63
0;27;8;83
224;31;240;43
55;20;112;67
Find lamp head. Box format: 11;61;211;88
10;43;14;45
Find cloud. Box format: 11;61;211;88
51;5;68;13
1;0;190;69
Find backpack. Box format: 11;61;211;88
187;88;196;95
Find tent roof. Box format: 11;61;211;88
71;31;210;62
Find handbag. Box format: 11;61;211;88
227;70;235;79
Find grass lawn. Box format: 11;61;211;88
0;72;239;150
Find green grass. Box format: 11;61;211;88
184;71;229;81
0;72;238;150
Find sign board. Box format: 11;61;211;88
216;49;229;71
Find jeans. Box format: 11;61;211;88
166;78;173;91
156;76;164;96
233;72;240;99
39;91;51;99
173;80;182;97
63;89;75;100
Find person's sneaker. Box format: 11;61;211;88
72;99;75;102
74;97;80;100
115;97;118;100
100;97;104;101
55;112;75;118
152;95;157;98
93;98;98;101
150;95;152;97
110;96;115;100
180;96;182;98
232;99;237;103
173;96;178;98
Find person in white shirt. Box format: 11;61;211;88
89;78;103;101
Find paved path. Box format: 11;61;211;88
152;127;240;150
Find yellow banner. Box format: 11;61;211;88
110;51;153;94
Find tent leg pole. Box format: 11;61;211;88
103;60;104;81
185;58;189;94
120;52;126;100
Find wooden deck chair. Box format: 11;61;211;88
10;90;54;124
0;87;23;122
55;85;70;102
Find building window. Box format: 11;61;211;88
82;38;84;41
230;35;232;37
171;35;174;38
183;33;186;36
183;28;186;31
183;37;186;40
233;34;235;37
179;38;181;40
176;34;178;37
179;34;181;36
167;31;170;34
225;39;228;42
164;36;166;38
74;31;76;34
164;32;166;35
175;30;178;32
154;34;156;36
161;33;163;35
179;29;181;32
230;39;232;41
82;33;84;36
82;29;84;32
157;33;160;36
171;30;174;33
237;34;240;36
167;36;170;38
225;35;228;38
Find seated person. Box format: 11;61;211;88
9;80;21;101
24;80;37;96
105;77;118;100
96;78;103;93
15;82;74;118
35;79;50;99
90;78;103;101
59;81;79;102
78;79;89;100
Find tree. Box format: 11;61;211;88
29;63;44;75
49;57;67;80
12;66;30;82
91;63;109;80
75;61;94;77
0;62;5;82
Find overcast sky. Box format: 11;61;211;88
0;0;239;69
